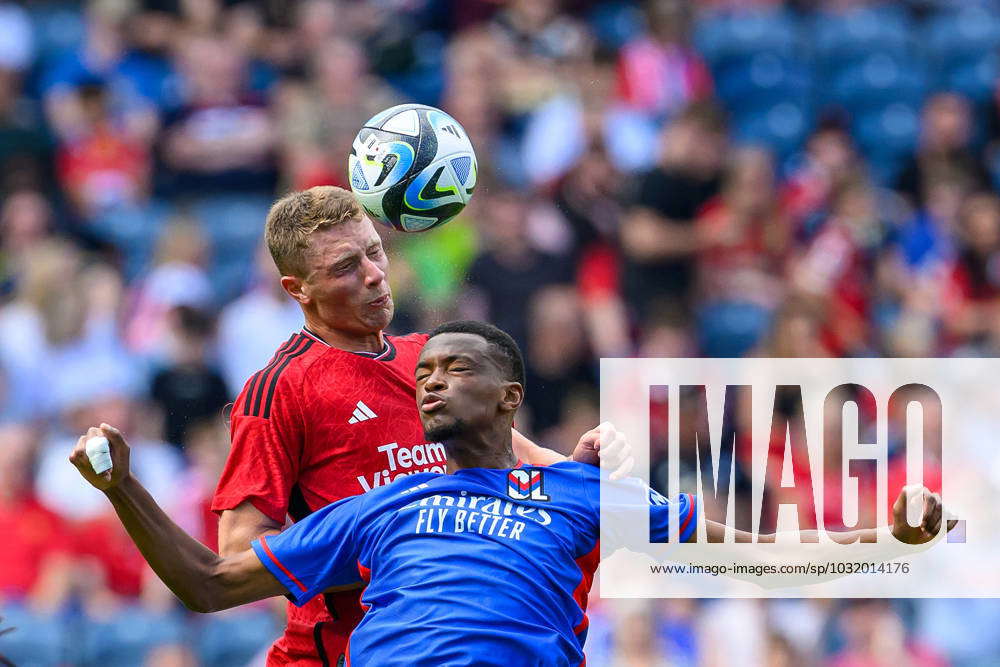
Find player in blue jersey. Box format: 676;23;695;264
69;321;948;667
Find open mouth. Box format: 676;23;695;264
369;294;390;307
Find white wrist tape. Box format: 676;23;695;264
85;436;112;475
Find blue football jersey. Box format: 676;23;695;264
251;461;696;667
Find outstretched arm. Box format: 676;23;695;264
69;425;286;613
686;486;952;589
698;485;949;545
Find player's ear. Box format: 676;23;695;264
500;382;523;413
281;275;310;305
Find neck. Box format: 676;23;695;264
303;315;384;354
444;427;517;472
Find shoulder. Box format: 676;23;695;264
387;332;430;349
548;460;593;475
235;332;327;418
543;460;599;487
376;332;429;369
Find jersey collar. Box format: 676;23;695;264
301;327;397;362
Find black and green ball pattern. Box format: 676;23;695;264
349;104;478;232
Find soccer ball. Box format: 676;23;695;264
348;104;478;232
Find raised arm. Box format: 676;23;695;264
513;422;635;480
218;502;283;556
69;425;286;613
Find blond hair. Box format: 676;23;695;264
264;186;362;276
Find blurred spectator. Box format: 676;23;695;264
0;189;53;297
783;120;861;231
694;146;789;356
616;0;713;122
36;379;178;524
150;306;229;447
943;192;1000;344
620;102;728;321
603;600;676;666
0;423;74;665
462;190;573;352
172;417;229;551
0;66;49;193
756;299;831;358
170;416;284;663
116;1;180;114
698;600;768;667
521;51;652;185
393;208;478;322
160;33;277;195
489;0;590;117
0;424;74;612
43;0;160;145
551;141;632;357
56;81;151;220
217;242;303;395
124;218;213;354
828;600;948;667
276;37;399;191
787;178;887;354
524;285;592;436
896;93;990;208
0;239;127;420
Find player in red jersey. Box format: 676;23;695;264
212;186;627;665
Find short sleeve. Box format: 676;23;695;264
211;374;304;523
649;492;698;544
251;494;366;606
581;466;698;545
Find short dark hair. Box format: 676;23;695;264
428;321;525;389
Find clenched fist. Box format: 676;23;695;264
69;424;132;492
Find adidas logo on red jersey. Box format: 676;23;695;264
348;401;378;424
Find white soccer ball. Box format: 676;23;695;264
348;104;478;232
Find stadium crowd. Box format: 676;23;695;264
2;0;1000;664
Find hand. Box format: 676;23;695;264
69;424;131;492
890;484;956;544
570;422;634;481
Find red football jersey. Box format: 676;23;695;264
213;327;434;666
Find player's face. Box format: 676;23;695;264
300;216;393;335
415;333;521;442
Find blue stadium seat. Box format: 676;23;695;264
25;2;85;59
587;1;645;50
0;605;68;666
924;5;1000;64
853;103;920;164
196;608;281;667
942;54;1000;103
694;9;799;68
829;53;927;111
697;301;773;358
923;6;1000;103
90;200;176;283
189;193;271;250
189;194;271;302
734;102;813;161
80;606;189;667
813;5;913;70
715;53;810;111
